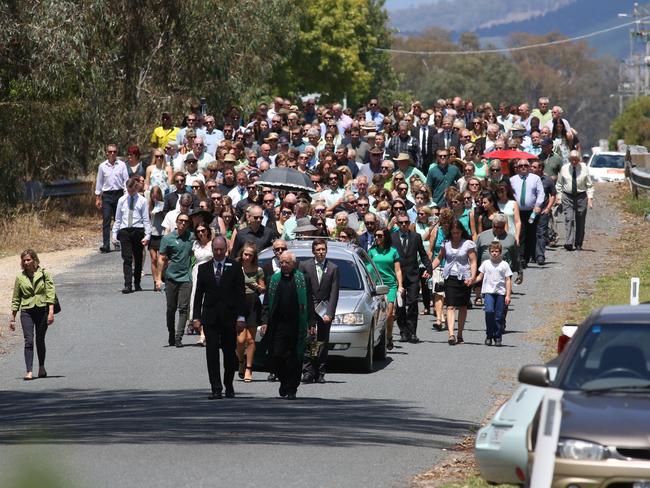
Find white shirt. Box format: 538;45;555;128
162;208;180;234
227;186;248;205
185;171;205;187
479;259;512;295
95;159;129;195
112;193;152;240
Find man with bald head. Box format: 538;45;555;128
231;204;277;256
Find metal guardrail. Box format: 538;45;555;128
24;179;93;203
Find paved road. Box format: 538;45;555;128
0;188;619;487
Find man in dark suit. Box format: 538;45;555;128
358;213;378;253
192;236;246;399
411;112;435;174
162;171;199;216
392;215;432;343
298;239;340;383
431;116;460;157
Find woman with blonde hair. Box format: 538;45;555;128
237;242;265;382
10;249;56;380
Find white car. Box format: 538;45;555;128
587;151;625;182
475;325;577;485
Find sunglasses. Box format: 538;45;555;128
154;155;164;159
251;216;263;220
398;221;409;225
314;208;325;213
281;210;292;215
196;228;208;234
393;206;405;210
177;219;189;224
274;247;287;252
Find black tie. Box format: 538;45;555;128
571;166;578;196
215;262;222;285
401;233;408;250
421;128;427;156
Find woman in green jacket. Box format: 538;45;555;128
10;249;56;380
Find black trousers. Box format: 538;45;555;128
204;322;237;393
118;227;144;287
397;273;419;337
270;331;302;395
101;190;123;248
20;307;48;372
535;212;550;261
518;209;538;266
302;314;331;378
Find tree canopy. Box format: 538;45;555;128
609;96;650;149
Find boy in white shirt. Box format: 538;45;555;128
475;241;512;347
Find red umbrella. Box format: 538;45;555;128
483;149;537;160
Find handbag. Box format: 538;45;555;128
53;294;61;314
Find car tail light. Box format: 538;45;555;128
515;467;526;482
557;334;570;354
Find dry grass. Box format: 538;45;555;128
0;195;100;257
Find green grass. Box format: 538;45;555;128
623;193;650;217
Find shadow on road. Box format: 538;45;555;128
0;388;477;448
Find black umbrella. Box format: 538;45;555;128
256;167;315;192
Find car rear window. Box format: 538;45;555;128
559;323;650;390
590;155;624;169
259;256;363;291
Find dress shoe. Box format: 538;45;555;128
225;389;235;398
38;367;47;378
208;391;223;400
495;338;502;347
302;374;314;384
564;244;574;251
484;338;493;346
399;333;410;343
286;393;297;400
536;258;545;266
175;339;183;348
134;284;143;292
278;386;287;398
122;286;133;294
99;246;111;253
575;245;582;250
409;336;420;344
316;375;326;384
456;335;465;344
267;373;277;382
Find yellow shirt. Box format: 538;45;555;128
150;126;179;149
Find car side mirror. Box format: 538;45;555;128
518;365;550;387
374;285;389;296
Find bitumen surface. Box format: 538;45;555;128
0;189;620;487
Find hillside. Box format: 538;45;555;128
389;0;639;58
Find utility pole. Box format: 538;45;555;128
617;2;650;107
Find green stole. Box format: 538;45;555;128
267;269;309;359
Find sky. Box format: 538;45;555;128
384;0;441;11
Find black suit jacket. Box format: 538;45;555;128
431;131;460;156
162;191;200;216
358;232;374;253
391;230;432;282
192;258;246;327
411;126;435;167
299;258;340;319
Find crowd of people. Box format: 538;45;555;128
14;95;595;396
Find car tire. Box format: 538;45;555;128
359;326;374;373
374;326;387;361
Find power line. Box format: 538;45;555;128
377;16;650;56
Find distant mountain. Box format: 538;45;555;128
389;0;639;58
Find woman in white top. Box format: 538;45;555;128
430;219;477;345
145;148;173;195
189;223;213;345
494;181;521;245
